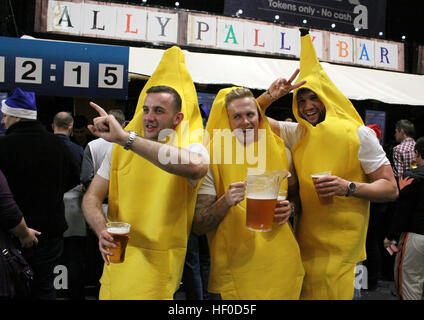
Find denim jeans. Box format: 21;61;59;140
181;233;210;300
22;236;64;300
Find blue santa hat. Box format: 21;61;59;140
1;88;37;120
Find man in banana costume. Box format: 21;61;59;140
258;29;398;299
193;87;305;299
82;47;209;299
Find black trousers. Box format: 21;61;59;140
22;236;63;300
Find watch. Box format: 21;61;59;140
346;181;357;197
123;131;138;150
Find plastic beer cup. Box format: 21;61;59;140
106;222;131;263
311;171;333;205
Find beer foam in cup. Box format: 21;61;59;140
247;193;277;200
107;227;129;234
106;222;131;234
311;171;331;179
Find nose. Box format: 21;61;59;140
304;99;316;110
143;111;154;122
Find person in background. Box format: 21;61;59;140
385;136;424;300
53;112;84;172
0;169;40;249
80;109;126;192
72;115;94;148
0;169;40;299
52;111;85;300
0;88;79;300
393;119;416;179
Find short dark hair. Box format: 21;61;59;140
296;88;314;101
415;137;424;157
53;112;73;129
395;119;415;138
108;109;125;126
146;85;182;112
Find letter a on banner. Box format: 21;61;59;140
224;24;238;44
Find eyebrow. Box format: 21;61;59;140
143;105;165;110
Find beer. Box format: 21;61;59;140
106;222;130;263
411;159;417;169
311;172;333;205
246;196;277;232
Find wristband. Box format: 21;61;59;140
266;90;276;101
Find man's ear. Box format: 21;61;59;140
173;112;184;127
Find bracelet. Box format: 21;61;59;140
266;90;276;101
123;131;138;150
290;202;296;217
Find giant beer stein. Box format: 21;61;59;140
246;168;290;232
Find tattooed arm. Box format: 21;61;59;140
192;182;246;235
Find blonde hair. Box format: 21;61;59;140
225;88;254;108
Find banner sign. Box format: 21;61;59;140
35;0;403;72
365;109;386;145
224;0;386;39
0;36;129;99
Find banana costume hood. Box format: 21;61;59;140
100;46;203;300
292;29;369;300
205;87;304;300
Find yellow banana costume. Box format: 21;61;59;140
100;46;203;299
292;31;369;299
205;87;304;300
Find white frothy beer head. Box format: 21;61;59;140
106;222;131;234
107;227;130;234
311;171;331;179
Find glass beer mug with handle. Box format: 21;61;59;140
246;168;291;232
